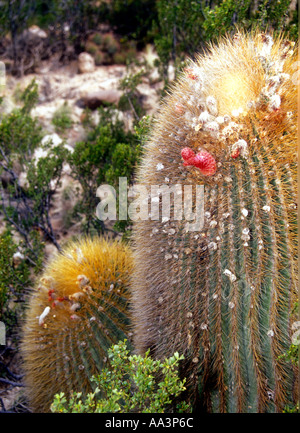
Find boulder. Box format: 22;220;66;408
27;25;47;39
41;133;63;147
78;52;95;74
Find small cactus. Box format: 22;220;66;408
21;237;133;412
131;32;298;412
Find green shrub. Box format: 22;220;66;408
152;0;298;85
67;107;140;235
0;231;34;336
67;108;139;233
0;80;66;253
103;34;119;55
202;0;297;41
0;110;42;160
51;340;191;413
118;69;146;124
85;42;98;56
94;52;104;66
91;33;103;46
113;52;128;65
63;69;148;236
283;404;299;413
0;82;42;161
51;102;73;134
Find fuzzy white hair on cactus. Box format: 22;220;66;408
38;306;50;326
77;274;90;288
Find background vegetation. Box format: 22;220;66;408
0;0;298;75
51;340;191;413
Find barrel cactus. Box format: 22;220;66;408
21;237;133;412
131;32;298;412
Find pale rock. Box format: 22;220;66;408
78;52;96;74
41;133;63;147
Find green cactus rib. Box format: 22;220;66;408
131;32;298;412
21;238;133;412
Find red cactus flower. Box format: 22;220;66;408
181;147;195;161
231;148;240;158
48;289;55;302
181;147;216;176
181;147;196;167
193;151;217;176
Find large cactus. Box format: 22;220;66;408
21;237;133;412
131;32;298;412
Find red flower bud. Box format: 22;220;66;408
193;151;217;176
231;148;240;158
181;147;216;176
181;147;195;161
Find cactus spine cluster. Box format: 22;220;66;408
21;237;133;413
131;32;298;412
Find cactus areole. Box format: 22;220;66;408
131;32;298;413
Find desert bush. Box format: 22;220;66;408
0;230;39;338
102;34;119;55
51;102;73;134
51;340;191;413
118;69;146;124
153;0;298;84
67;107;140;236
85;42;98;56
94;52;105;66
202;0;298;41
0;80;66;253
91;33;103;46
85;32;138;66
0;80;41;156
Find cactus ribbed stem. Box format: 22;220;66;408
131;32;298;412
21;238;133;412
